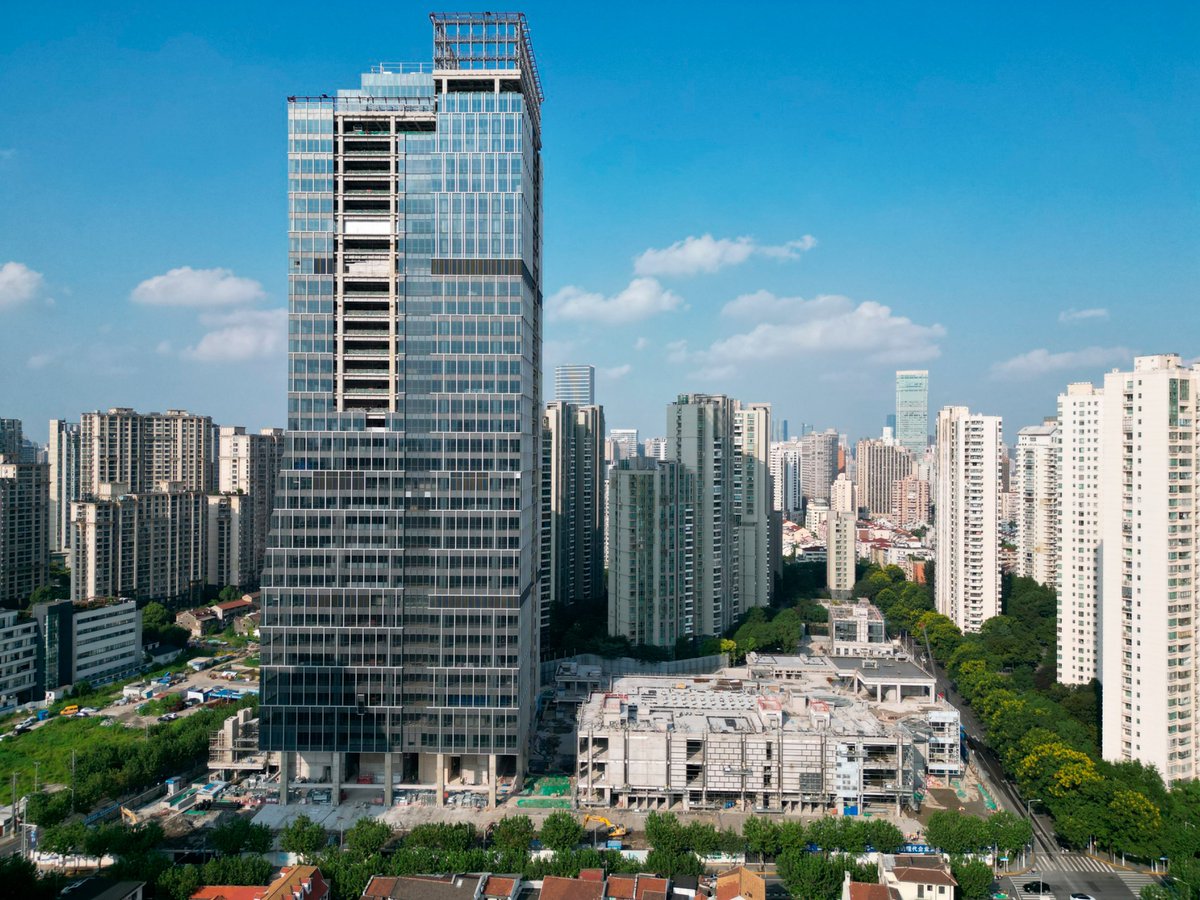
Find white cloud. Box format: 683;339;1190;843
27;351;57;370
990;346;1132;381
665;340;689;363
601;364;632;380
155;340;173;356
633;234;817;277
634;337;649;351
132;266;265;308
547;277;683;325
183;308;286;362
700;292;944;367
0;262;45;311
1058;307;1110;324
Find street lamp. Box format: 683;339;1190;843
1025;798;1042;868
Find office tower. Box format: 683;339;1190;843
607;458;693;645
0;419;49;605
769;439;802;518
554;364;594;406
1100;355;1199;782
218;426;285;587
827;510;857;600
1015;422;1059;587
260;13;543;806
79;408;213;496
72;483;206;603
935;406;1002;633
891;474;931;529
734;402;775;611
831;473;857;514
1056;382;1103;685
855;434;914;518
48;420;81;556
540;402;604;635
609;429;640;461
896;370;930;457
642;437;668;461
799;429;839;505
0;610;39;710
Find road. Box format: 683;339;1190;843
916;644;1059;859
999;851;1161;898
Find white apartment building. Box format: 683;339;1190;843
799;429;839;505
1100;355;1199;782
735;403;776;611
0;448;49;606
827;510;857;600
831;473;857;514
1015;422;1059;587
79;408;213;496
769;439;802;518
935;407;1002;633
217;426;284;587
48;419;81;555
643;437;668;461
856;435;914;519
1056;382;1104;685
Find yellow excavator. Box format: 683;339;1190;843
120;806;139;825
582;814;627;838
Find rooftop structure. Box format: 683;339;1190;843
829;599;891;657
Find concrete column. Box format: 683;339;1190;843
488;754;497;808
436;753;445;807
331;753;342;804
384;752;394;807
279;752;291;804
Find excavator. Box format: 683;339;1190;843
120;806;139;826
582;814;627;838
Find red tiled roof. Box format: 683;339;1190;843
482;876;516;898
634;877;669;899
191;889;261;900
606;874;637;899
539;876;604;900
578;869;605;882
849;884;893;900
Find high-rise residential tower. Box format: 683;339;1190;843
554;364;594;406
769;438;802;518
47;419;81;556
1015;422;1059;587
896;370;930;457
734;402;776;612
1100;355;1199;782
1056;382;1103;685
79;408;213;496
260;13;543;806
217;426;285;587
935;406;1002;633
799;429;839;506
540;402;604;635
827;510;857;600
0;419;49;605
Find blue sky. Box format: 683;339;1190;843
1;2;1196;444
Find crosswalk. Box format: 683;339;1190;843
1119;872;1163;895
1032;852;1116;873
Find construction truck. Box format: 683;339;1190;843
582;814;627;838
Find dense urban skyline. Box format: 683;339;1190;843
2;3;1197;442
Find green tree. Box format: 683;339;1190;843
987;810;1033;857
142;601;171;631
925;810;989;855
952;858;995;900
777;849;844;900
210;817;272;855
742;816;781;862
645;811;687;854
404;822;476;852
39;821;88;856
644;848;704;878
344;818;393;857
279;814;328;861
490;815;535;854
157;866;202;900
219;585;241;603
539;811;584;853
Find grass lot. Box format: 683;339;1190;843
0;716;144;795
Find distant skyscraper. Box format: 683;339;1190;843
609;429;639;461
769;439;802;518
855;434;914;518
830;473;857;514
799;429;839;505
1056;382;1103;686
47;419;80;556
1100;355;1199;782
891;474;931;529
540;402;605;636
896;370;930;457
216;426;285;588
642;437;668;460
261;12;544;807
734;403;776;613
555;365;595;406
935;406;1002;633
1015;423;1058;587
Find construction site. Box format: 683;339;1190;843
575;647;962;816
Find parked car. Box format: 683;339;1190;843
158;712;179;722
1023;883;1054;896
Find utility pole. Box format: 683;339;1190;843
71;748;76;810
33;761;39;795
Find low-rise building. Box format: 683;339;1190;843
33;597;142;692
192;866;328;900
176;609;219;638
716;866;764;900
211;596;256;622
878;854;956;900
829;600;890;657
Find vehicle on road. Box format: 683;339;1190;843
158;712;179;722
1022;883;1054;896
60;705;79;716
1069;894;1096;900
